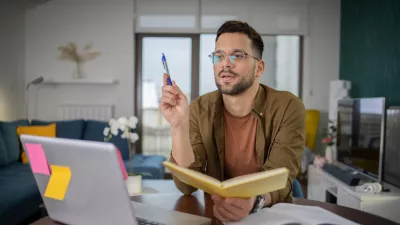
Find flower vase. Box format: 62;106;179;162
126;175;142;196
72;62;86;79
325;145;333;164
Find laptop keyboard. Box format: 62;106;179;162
137;217;165;225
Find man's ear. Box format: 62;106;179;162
255;60;265;78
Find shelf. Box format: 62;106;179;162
42;78;118;85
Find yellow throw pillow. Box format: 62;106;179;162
17;123;56;163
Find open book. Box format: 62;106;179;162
162;161;289;198
224;203;360;225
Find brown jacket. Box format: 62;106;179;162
170;84;305;205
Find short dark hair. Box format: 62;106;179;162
216;20;264;59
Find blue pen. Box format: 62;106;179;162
162;53;173;86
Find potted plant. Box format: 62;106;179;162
103;116;141;195
322;120;337;163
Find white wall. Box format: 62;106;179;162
25;0;134;120
0;1;26;120
302;0;341;111
302;0;341;153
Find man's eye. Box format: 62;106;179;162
232;53;244;59
214;55;223;60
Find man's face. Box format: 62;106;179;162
213;33;263;95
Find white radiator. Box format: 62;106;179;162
58;104;114;121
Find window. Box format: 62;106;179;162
136;34;301;158
135;35;199;159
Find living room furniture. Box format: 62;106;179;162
307;164;400;224
29;119;166;179
293;178;304;198
31;180;399;225
0;119;42;225
0;119;166;225
305;109;320;151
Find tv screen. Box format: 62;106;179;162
336;97;385;179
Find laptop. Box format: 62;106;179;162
20;134;211;225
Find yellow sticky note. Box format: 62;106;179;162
44;165;71;201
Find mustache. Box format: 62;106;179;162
218;69;239;77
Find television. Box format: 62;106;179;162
336;97;385;181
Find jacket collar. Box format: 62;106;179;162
213;84;268;116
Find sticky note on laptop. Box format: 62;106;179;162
25;143;51;175
44;165;71;201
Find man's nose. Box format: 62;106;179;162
220;56;233;69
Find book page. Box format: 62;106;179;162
224;203;360;225
269;203;360;225
220;168;289;198
163;161;222;195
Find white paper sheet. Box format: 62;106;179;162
224;203;360;225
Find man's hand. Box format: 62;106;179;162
211;195;256;222
160;73;189;129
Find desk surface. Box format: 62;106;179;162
31;180;399;225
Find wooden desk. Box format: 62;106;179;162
31;180;399;225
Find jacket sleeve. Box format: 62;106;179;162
169;104;207;195
263;97;305;205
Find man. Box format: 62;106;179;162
160;20;305;222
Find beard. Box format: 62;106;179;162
215;66;256;96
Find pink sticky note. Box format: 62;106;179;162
25;143;51;175
116;148;128;180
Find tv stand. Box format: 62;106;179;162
307;164;400;223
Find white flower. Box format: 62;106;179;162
127;116;138;129
103;127;110;136
121;130;128;139
129;132;139;143
108;118;116;126
110;122;119;136
118;117;128;131
106;116;139;140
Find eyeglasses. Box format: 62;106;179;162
209;49;260;64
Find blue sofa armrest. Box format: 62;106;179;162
124;155;166;179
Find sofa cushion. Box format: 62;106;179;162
17;123;56;163
125;155;166;179
31;119;85;140
0;131;8;166
83;120;132;160
0;120;30;164
0;162;42;225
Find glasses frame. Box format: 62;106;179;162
208;49;260;64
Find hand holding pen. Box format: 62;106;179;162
160;53;189;128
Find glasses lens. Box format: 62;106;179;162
210;52;223;64
229;51;245;63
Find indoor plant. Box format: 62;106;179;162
103;116;141;195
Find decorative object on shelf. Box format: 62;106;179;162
103;116;141;195
322;120;337;163
57;42;101;79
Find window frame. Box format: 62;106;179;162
134;34;200;154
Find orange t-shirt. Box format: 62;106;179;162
224;109;262;179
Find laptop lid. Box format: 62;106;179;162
20;134;138;225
